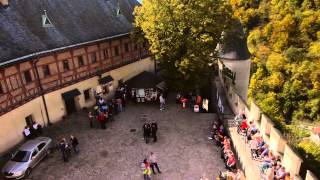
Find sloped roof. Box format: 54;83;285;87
125;71;163;88
0;0;140;65
218;22;251;60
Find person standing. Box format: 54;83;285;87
147;123;152;143
23;126;31;139
59;139;68;162
116;98;123;112
88;111;94;128
143;159;152;180
108;102;114;121
151;122;158;142
176;93;181;104
69;135;79;154
97;111;106;129
143;123;149;144
159;94;165;111
31;120;42;136
149;152;161;174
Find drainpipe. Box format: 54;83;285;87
33;58;52;126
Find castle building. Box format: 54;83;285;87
0;0;153;154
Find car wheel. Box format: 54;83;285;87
25;168;31;177
45;149;51;159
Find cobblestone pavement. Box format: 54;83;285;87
9;97;225;180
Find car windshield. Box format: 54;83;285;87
11;151;31;162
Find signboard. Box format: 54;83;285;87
222;64;236;84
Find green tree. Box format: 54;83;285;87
134;0;234;90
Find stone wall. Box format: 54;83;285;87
217;60;318;180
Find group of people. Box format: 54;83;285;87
235;112;292;180
176;92;208;112
209;121;242;180
59;135;79;162
141;152;161;180
143;122;158;144
88;85;128;129
23;120;42;139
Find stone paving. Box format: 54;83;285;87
3;96;225;180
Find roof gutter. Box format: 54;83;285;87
0;32;130;67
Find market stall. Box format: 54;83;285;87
125;71;166;102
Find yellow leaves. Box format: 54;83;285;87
268;72;285;90
200;34;213;43
262;23;273;37
266;52;286;72
292;79;303;91
247;28;262;54
256;45;271;60
308;41;320;58
281;14;295;30
271;31;289;52
300;10;318;33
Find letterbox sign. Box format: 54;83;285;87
222;64;236;84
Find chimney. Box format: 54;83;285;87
0;0;9;6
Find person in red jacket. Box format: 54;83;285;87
97;112;106;129
226;154;236;170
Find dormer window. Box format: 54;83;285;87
116;1;121;16
42;10;53;28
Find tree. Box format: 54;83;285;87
134;0;234;91
231;0;320;124
232;0;320;176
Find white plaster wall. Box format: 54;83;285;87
0;58;154;155
221;59;251;101
0;97;47;154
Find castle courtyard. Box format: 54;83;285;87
11;97;225;180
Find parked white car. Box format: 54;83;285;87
1;137;52;179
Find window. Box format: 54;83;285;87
84;89;91;101
63;60;70;71
103;49;108;60
43;65;51;77
0;84;3;94
11;151;30;162
114;46;119;56
37;143;46;151
31;150;38;158
9;76;19;90
78;56;84;67
91;53;97;63
124;43;129;52
42;10;53;28
23;70;32;83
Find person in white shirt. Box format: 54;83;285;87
149;152;161;174
23;126;31;139
159;94;165;111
